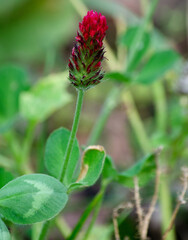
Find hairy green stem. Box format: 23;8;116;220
67;183;107;240
38;90;84;240
59;89;84;182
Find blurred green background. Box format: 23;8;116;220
0;0;188;239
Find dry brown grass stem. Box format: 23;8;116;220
141;150;161;239
162;167;188;240
113;202;133;240
134;147;162;240
134;177;144;236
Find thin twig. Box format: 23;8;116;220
113;202;133;240
113;214;120;240
134;147;162;240
141;148;162;239
134;177;144;235
162;167;188;240
142;167;160;235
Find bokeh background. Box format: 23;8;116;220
0;0;188;239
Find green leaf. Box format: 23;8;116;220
102;155;118;181
0;218;11;240
69;146;106;191
0;174;68;224
120;26;151;71
105;72;131;83
120;26;150;49
0;168;14;189
0;65;29;119
45;127;80;186
135;50;180;84
117;153;156;188
20;72;71;122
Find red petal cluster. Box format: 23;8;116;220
69;10;108;90
77;10;108;48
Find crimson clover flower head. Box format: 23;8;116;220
68;10;108;90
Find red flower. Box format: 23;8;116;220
69;10;108;90
77;10;108;49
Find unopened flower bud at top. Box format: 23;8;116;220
68;10;108;90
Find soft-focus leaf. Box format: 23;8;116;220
0;65;29;119
0;218;11;240
120;26;150;49
20;72;71;122
135;50;180;84
0;168;14;189
45;127;80;186
0;0;75;61
150;30;169;50
105;72;130;83
69;146;106;191
0;174;68;224
102;155;117;181
120;26;151;71
117;153;156;187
